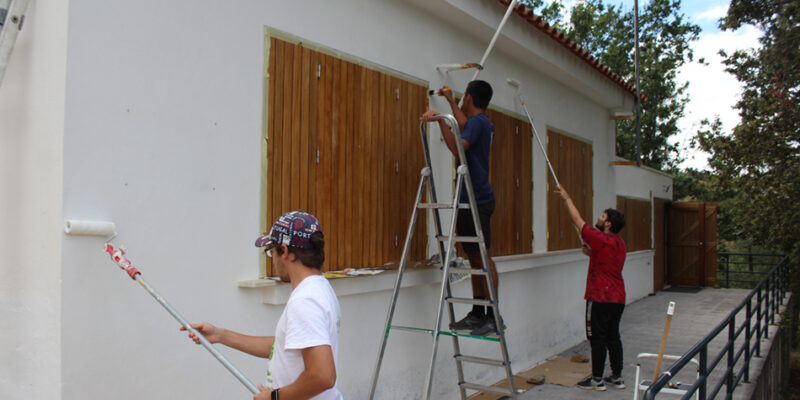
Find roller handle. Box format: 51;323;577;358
105;244;141;280
428;86;451;96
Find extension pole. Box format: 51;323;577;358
508;78;583;242
456;0;518;108
507;79;560;187
633;0;642;166
652;301;676;383
105;243;259;395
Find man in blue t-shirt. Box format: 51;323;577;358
420;80;499;336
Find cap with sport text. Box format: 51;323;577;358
255;210;322;250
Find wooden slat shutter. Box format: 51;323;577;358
616;196;653;252
486;109;533;256
546;131;593;251
265;37;427;274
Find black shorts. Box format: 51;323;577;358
456;200;495;254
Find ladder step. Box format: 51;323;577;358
389;325;434;336
454;355;507;367
388;325;500;342
417;202;470;209
459;382;513;395
446;297;494;306
449;267;487;275
436;235;480;243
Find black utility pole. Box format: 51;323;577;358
634;0;642;166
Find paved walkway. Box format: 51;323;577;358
516;287;757;400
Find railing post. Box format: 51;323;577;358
725;254;730;288
764;281;770;338
726;316;735;396
755;287;763;355
775;260;786;303
770;273;776;325
744;298;751;382
699;346;707;400
782;259;788;297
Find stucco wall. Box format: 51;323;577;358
257;248;654;399
2;0;647;398
615;159;674;201
0;1;68;399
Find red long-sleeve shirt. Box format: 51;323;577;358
582;224;627;304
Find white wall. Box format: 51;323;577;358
252;248;654;399
1;0;646;398
615;160;674;201
0;1;68;399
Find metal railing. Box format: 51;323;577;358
644;254;793;400
718;252;785;288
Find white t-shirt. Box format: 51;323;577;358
267;275;342;400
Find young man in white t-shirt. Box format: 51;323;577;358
184;211;342;400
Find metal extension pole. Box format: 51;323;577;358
512;88;560;187
105;244;259;395
509;81;582;242
633;0;642;166
457;0;518;108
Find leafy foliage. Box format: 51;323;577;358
519;0;700;170
697;0;800;252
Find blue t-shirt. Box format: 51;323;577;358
459;113;495;204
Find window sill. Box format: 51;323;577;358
238;248;654;305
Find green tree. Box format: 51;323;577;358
517;0;567;29
519;0;700;170
697;0;800;252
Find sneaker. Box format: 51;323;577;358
576;376;606;391
469;316;506;336
449;310;484;331
603;375;625;389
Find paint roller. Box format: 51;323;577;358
64;220;117;236
64;219;259;394
429;1;520;108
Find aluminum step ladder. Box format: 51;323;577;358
0;0;31;88
368;113;516;400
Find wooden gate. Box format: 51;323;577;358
666;202;718;287
653;198;668;291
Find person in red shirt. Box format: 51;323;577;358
556;186;627;391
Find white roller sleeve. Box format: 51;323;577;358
64;220;116;236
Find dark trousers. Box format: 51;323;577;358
585;300;625;378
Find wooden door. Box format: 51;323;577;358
666;202;717;287
653;198;668;291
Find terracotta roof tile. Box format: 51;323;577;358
495;0;637;98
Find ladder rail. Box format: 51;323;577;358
422;161;467;400
457;144;516;389
419;120;448;259
371;113;516;399
423;119;469;399
446;113;517;398
367;171;429;400
0;0;32;88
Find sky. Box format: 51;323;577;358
563;0;763;170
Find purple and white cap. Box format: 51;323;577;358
255;210;322;250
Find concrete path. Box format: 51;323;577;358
515;287;756;400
